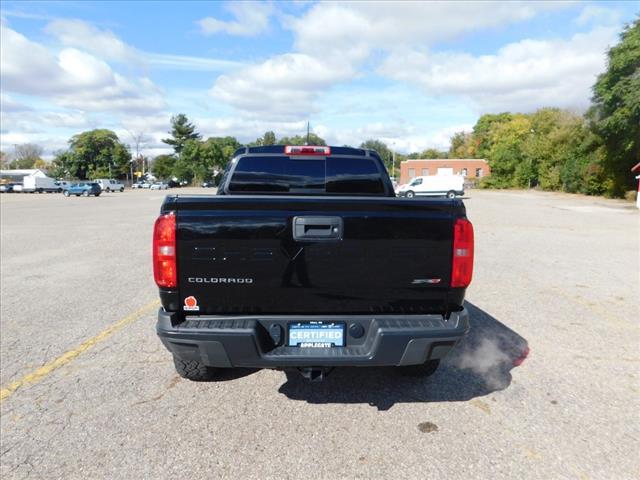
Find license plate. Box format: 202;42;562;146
288;322;345;348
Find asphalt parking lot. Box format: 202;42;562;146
1;188;638;479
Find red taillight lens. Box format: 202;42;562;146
153;212;176;288
451;218;474;288
285;145;331;155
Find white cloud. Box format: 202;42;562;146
288;1;568;61
146;53;243;71
210;53;355;120
198;2;274;36
0;24;165;114
1;93;31;112
378;26;618;112
45;19;139;63
211;1;569;120
575;5;622;26
315;122;474;153
45;19;243;72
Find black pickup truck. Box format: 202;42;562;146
154;145;474;381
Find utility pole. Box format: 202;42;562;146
529;129;535;189
306;122;310;145
127;130;147;178
391;142;396;179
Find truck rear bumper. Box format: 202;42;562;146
157;309;469;368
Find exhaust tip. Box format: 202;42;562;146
513;346;530;366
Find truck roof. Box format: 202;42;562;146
232;145;377;158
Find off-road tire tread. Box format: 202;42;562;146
173;356;217;381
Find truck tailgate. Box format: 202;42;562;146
170;195;461;315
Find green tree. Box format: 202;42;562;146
588;19;640;196
168;137;231;184
162;114;201;154
449;132;476;158
65;130;131;179
359;139;392;170
151;154;176;179
278;133;326;146
207;136;241;166
484;115;533;188
472;113;513;158
420;148;446;159
49;151;72;179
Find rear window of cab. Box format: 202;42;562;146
227;156;385;195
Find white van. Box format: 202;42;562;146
95;179;125;192
22;175;58;193
397;175;464;199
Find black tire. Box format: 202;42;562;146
405;190;415;199
173;356;218;381
82;190;89;197
95;192;100;197
58;188;63;193
63;190;70;197
37;188;43;194
397;360;440;378
75;194;80;197
120;187;124;192
446;190;456;199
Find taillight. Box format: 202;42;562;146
451;218;474;288
285;145;331;155
153;212;176;288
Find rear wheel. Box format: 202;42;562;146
446;190;456;199
405;190;415;198
63;190;70;197
397;359;440;378
82;190;89;197
105;188;111;192
95;192;101;197
173;356;218;381
120;187;124;192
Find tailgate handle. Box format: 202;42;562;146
293;216;343;241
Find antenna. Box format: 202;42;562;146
306;121;310;145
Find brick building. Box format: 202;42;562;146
399;159;490;185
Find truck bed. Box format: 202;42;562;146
159;194;467;317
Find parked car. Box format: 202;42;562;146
150;182;168;190
396;175;465;199
95;179;125;192
12;184;23;192
0;183;21;193
141;182;152;189
201;181;215;188
63;182;101;197
54;181;70;192
132;181;146;189
167;180;181;188
155;145;474;382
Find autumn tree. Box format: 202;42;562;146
588;19;640;196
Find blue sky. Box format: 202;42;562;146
1;1;637;158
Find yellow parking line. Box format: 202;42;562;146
0;299;160;403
